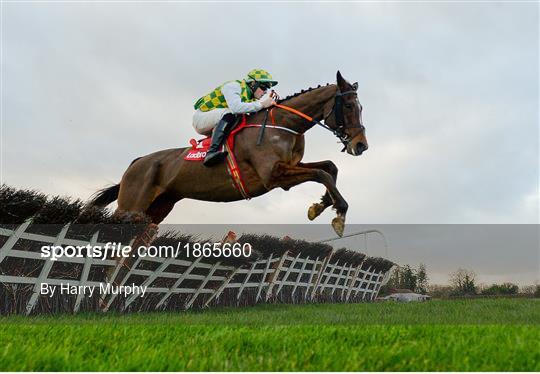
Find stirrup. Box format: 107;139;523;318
203;150;228;167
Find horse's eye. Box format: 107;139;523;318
345;104;353;109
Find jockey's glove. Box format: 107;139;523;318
270;90;280;100
260;94;276;108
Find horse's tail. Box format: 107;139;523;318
88;157;144;208
89;183;120;207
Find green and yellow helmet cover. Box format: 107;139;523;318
245;69;278;87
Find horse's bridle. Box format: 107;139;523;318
274;89;362;152
321;89;361;151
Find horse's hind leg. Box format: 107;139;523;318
146;193;181;224
104;194;177;296
298;161;338;220
101;161;162;304
114;160;162;222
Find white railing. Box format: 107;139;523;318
0;221;391;315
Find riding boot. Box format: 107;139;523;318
203;116;234;167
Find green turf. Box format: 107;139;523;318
1;299;539;371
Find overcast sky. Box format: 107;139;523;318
2;2;538;284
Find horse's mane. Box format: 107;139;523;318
277;83;333;104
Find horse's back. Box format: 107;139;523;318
130;147;189;166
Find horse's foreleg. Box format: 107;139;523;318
268;162;348;236
297;161;338;221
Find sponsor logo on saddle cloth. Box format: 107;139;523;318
184;137;224;161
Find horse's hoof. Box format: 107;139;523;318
331;216;345;237
308;203;325;221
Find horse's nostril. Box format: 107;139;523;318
356;143;367;155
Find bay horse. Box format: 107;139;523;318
90;71;368;237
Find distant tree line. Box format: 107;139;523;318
380;264;539;298
430;268;539;298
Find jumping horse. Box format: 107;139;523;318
90;71;368;237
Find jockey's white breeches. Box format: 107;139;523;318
192;108;232;135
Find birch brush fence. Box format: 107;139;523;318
0;185;394;315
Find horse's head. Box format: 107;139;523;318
323;71;368;156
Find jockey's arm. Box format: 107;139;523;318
222;81;263;114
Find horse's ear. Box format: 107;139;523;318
352;82;358;91
336;70;347;90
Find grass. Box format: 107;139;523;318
1;299;539;371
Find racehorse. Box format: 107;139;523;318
89;71;368;237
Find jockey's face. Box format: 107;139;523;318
252;82;271;99
254;87;267;99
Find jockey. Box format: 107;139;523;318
193;69;278;166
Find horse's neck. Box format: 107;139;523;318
278;85;337;133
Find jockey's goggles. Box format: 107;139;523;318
256;82;272;91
